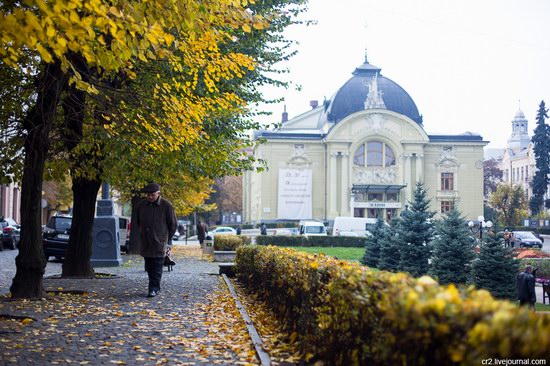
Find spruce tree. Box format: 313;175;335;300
429;208;475;285
361;217;386;268
471;231;519;300
378;218;402;272
530;100;550;215
398;181;435;277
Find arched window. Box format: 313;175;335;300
353;141;396;167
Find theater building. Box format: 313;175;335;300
243;55;487;224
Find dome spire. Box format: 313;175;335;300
364;48;369;64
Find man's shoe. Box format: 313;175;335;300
147;290;158;297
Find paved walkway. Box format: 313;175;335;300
0;243;261;365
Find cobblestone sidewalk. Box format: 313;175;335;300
0;247;260;365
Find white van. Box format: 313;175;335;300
298;220;328;237
332;217;379;237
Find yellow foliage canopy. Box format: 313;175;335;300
1;0;266;152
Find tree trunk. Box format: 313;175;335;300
127;195;142;254
10;62;66;299
61;177;101;277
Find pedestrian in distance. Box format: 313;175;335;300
517;265;536;309
503;229;511;247
197;220;208;246
177;221;186;239
137;182;177;298
260;223;267;235
236;225;241;235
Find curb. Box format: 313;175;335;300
222;274;271;366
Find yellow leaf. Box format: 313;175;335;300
21;318;34;326
46;26;56;38
241;24;251;33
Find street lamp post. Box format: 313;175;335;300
468;215;493;240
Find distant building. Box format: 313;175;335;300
244;54;487;224
0;183;21;223
499;108;535;199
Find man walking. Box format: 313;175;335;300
196;220;207;246
517;265;536;309
137;182;177;297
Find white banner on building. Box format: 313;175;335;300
277;168;312;220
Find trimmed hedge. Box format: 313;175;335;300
213;234;250;251
255;235;366;247
236;245;550;365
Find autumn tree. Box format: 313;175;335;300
530;100;550;215
483;158;503;197
209;176;243;224
488;183;528;227
2;0;309;297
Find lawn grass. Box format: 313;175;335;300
535;302;550;312
287;246;364;261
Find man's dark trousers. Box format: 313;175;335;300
144;257;164;292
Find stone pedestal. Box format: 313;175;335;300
91;199;122;267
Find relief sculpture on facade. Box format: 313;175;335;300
353;166;398;184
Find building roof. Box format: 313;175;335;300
321;55;423;125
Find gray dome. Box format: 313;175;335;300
324;57;423;124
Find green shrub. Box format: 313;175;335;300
236;245;550;365
213;235;248;251
255;235;366;247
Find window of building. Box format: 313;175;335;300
367;208;382;218
366;142;383;166
441;172;454;191
521;167;524;181
386;192;398;202
441;201;454;213
354;208;365;217
386;208;397;221
354;192;366;202
353;144;365;166
353;141;396;167
367;193;383;201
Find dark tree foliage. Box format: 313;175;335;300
483;159;503;197
471;232;519;300
398;181;435;277
429;208;475;285
378;218;402;272
530;100;550;215
360;217;386;268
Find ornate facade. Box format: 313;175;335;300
244;55;487;224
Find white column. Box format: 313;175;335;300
403;154;412;202
340;152;350;216
329;153;338;217
416;155;424;182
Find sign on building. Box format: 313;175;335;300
277;168;312;219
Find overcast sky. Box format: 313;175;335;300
258;0;550;150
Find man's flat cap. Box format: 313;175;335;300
142;182;161;193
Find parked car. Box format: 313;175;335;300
273;228;294;236
510;231;544;249
1;217;20;250
209;226;237;236
42;215;72;260
118;216;131;252
298;220;327;238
